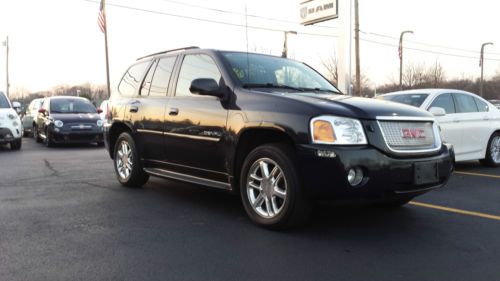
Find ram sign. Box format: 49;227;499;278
300;0;338;26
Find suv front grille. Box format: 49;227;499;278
378;120;439;152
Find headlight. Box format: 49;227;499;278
311;116;367;145
54;120;64;128
97;120;104;127
8;113;16;120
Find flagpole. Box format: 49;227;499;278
5;36;9;99
103;0;111;99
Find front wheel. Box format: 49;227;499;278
33;125;42;143
10;139;22;150
113;132;149;187
44;129;54;147
240;143;311;230
480;132;500;167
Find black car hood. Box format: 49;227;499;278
279;92;433;119
50;113;100;123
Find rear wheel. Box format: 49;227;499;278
113;132;149;187
240;143;311;230
480;132;500;167
10;139;22;150
33;125;42;143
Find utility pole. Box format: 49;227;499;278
354;0;360;96
479;42;493;97
281;31;297;58
2;36;9;98
399;30;413;90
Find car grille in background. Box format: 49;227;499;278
67;123;96;131
378;121;437;151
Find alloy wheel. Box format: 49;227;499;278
116;140;133;180
246;158;287;219
490;136;500;164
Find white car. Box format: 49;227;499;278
378;89;500;166
0;91;23;150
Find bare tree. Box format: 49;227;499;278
425;60;446;88
403;62;426;89
320;56;338;86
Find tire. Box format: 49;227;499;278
480;132;500;167
10;139;22;150
44;129;54;147
33;125;42;143
240;143;311;230
113;132;149;188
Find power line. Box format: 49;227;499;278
361;30;500;56
83;0;337;38
159;0;337;29
361;37;500;62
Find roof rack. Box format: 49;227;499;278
136;46;200;61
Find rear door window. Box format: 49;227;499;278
140;60;158;96
149;56;177;97
454;93;479;113
473;97;489;112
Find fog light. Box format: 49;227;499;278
54;128;60;133
347;167;364;186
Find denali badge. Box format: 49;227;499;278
401;128;426;139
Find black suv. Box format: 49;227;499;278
104;47;454;229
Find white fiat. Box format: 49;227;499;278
379;89;500;166
0;91;22;150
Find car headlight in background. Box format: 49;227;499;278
8;113;16;120
311;116;367;145
54;120;64;128
97;120;104;127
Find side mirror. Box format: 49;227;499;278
429;107;446;117
189;78;224;98
97;108;103;114
12;101;21;113
38;108;47;114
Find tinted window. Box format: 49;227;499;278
0;92;10;108
30;99;42;111
50;98;97;114
175;55;221;97
454;94;478;113
429;93;456;114
150;56;177;96
140;60;157;96
474;97;489;112
383;94;429;108
118;62;149;97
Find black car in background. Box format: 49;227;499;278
104;47;454;229
34;96;104;147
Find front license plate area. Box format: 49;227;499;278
414;162;439;185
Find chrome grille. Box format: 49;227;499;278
378;120;437;151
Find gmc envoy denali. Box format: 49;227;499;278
104;47;454;229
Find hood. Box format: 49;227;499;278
50;112;100;123
278;92;433;119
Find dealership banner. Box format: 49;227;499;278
300;0;338;26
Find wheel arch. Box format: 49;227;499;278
108;122;134;159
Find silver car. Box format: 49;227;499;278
21;98;43;136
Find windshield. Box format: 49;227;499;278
222;52;340;94
50;98;97;114
379;94;429;108
0;92;10;109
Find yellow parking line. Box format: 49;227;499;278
409;201;500;221
454;171;500;179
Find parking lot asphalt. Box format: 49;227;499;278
1;138;500;281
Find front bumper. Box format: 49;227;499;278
0;128;22;144
296;143;454;200
49;127;103;144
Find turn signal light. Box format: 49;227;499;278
313;120;336;143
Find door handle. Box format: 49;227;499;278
483;116;490;120
130;105;139;113
453;118;460;123
169;108;179;116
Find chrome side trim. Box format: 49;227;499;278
164;132;219;142
376;117;442;155
144;168;231;191
146;159;228;176
136;129;163;135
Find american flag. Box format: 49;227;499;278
479;53;483;67
398;40;402;60
98;0;106;33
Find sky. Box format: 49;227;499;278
1;0;500;96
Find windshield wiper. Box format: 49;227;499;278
243;83;304;92
299;87;340;94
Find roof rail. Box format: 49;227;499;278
136;46;200;61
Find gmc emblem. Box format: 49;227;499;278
401;128;426;139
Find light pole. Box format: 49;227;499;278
399;30;413;90
2;36;9;98
281;31;297;58
479;42;493;97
